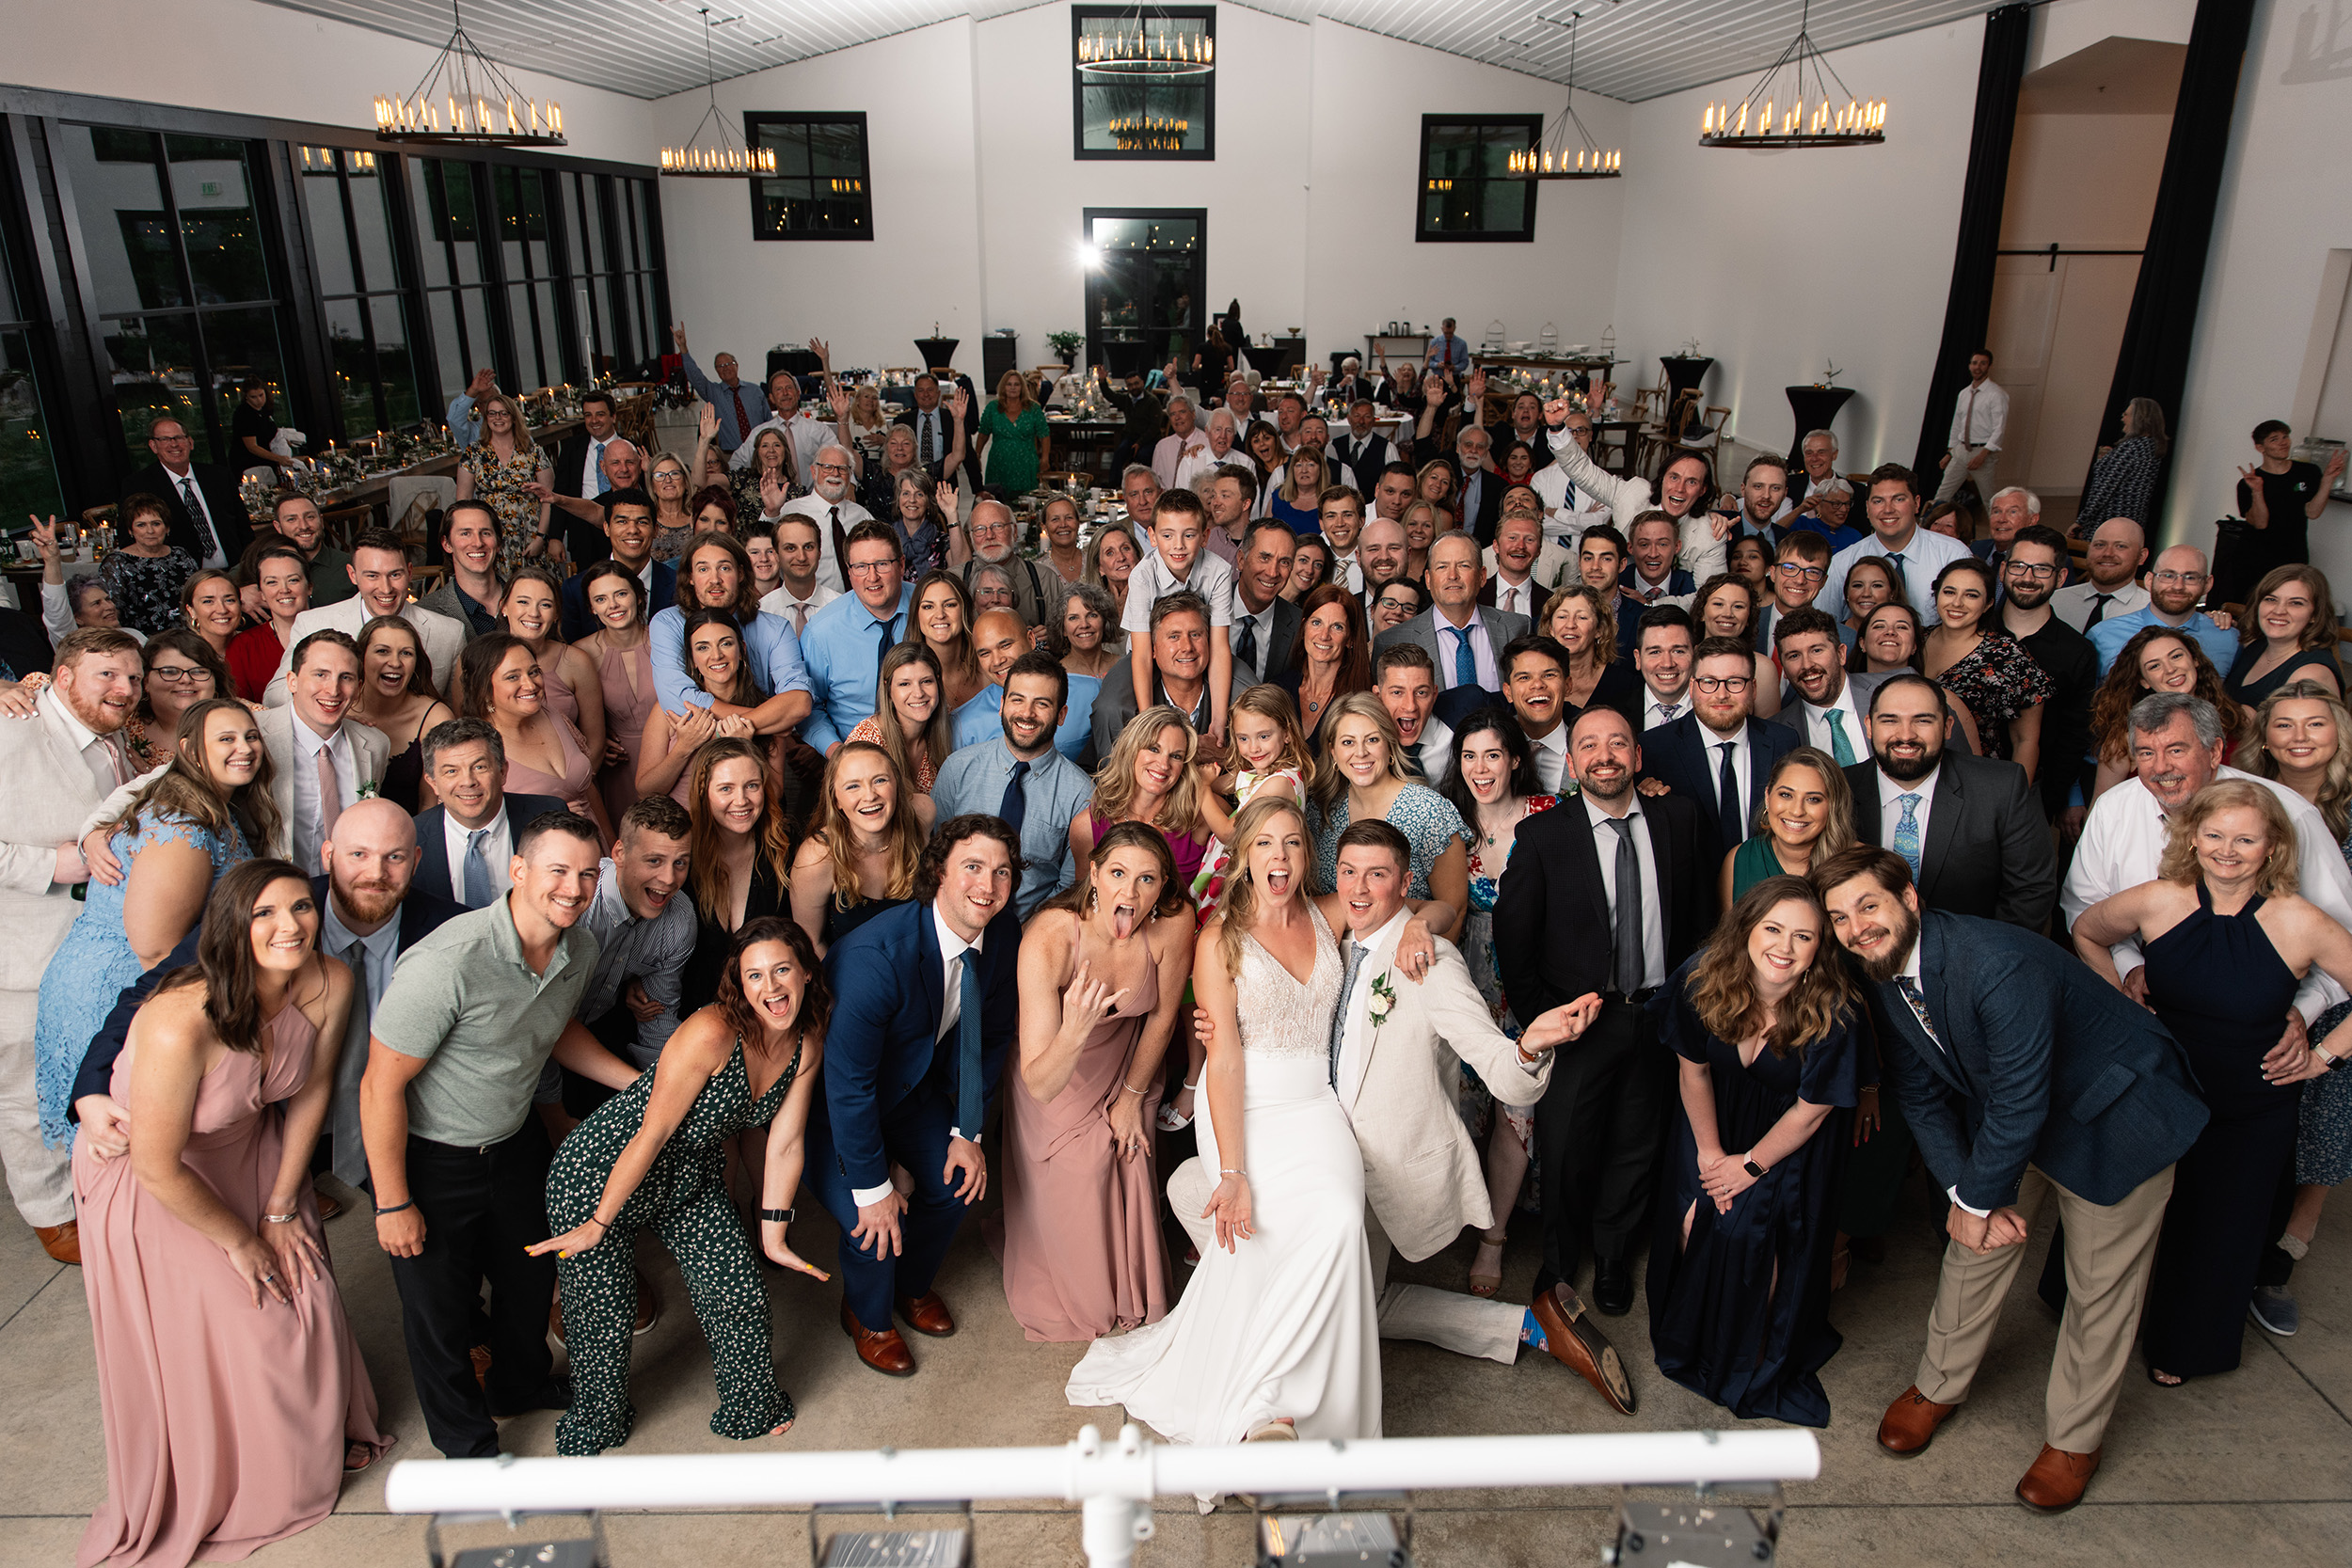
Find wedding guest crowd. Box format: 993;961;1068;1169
7;341;2350;1563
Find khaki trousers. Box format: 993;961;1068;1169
1916;1162;2173;1454
0;989;74;1229
1931;443;1996;506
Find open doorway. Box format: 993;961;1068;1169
1083;209;1205;380
1985;35;2184;532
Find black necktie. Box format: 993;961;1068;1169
2084;593;2114;629
178;475;220;562
1716;740;1744;848
875;612;900;695
1235;612;1259;677
998;758;1029;838
1606;816;1644;995
920;414;937;468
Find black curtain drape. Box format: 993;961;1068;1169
1910;4;2033;483
2085;0;2257;540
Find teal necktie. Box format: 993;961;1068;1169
1893;792;1923;878
1824;710;1856;767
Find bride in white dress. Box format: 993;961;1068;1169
1067;796;1381;1452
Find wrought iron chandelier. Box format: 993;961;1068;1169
1074;6;1215;76
1503;12;1621;181
372;0;564;147
660;8;776;176
1698;0;1886;150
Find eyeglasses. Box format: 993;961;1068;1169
148;665;210;685
1772;563;1827;581
1692;674;1754;693
814;462;850;477
843;560;898;578
2007;562;2058;581
651;469;686;483
2151;570;2207;587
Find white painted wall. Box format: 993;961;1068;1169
2174;0;2352;590
646;8;1625;383
1610;18;1987;470
2;0;659;165
2026;0;2199;72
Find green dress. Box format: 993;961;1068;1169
1727;833;1912;1239
980;401;1049;493
547;1035;801;1455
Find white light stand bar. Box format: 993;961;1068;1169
387;1424;1820;1568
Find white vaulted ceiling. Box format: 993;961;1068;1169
258;0;2008;103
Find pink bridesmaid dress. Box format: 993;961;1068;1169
596;637;658;826
504;714;600;826
73;998;388;1567
992;935;1170;1342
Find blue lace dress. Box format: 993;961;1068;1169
1309;784;1468;897
34;811;250;1145
2300;828;2352;1186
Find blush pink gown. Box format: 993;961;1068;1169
595;637;658;827
504;714;600;826
992;921;1170;1342
74;1000;388;1567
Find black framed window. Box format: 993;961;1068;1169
746;114;870;240
55;124;291;464
0;214;63;522
297;146;422;440
1416;116;1541;243
1082;209;1206;377
1073;7;1215;160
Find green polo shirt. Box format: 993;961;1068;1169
373;898;599;1147
308;546;356;607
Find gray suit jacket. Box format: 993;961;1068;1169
259;705;390;861
1089;650;1214;770
1374;606;1531;677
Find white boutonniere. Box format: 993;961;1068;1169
1367;972;1396;1028
356;780;380;800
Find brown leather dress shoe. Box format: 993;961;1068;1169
35;1222;80;1265
315;1191;342;1222
1530;1286;1635;1415
843;1300;916;1376
1877;1386;1959;1456
2015;1444;2100;1513
896;1291;955;1337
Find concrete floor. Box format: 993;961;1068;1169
3;1173;2347;1568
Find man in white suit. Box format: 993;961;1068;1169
0;628;142;1261
266;528;463;706
1181;819;1623;1409
262;629;389;867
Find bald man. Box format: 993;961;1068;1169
70;798;465;1196
950;608;1033;750
2049;517;2150;633
2085;543;2239;675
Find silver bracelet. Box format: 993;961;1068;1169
262;1210;299;1225
1121;1084;1146;1096
1220;1167;1246;1178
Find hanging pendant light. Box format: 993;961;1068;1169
660;8;777;177
372;0;564;147
1698;0;1886;150
1074;5;1215;77
1503;12;1622;181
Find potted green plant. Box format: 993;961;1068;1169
1045;330;1086;373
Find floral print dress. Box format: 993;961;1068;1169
460;442;548;576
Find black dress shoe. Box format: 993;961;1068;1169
1592;1256;1634;1317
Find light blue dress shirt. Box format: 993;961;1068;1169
799;582;917;752
648;605;812;715
930;736;1091;919
683;356;771;449
2086;607;2241;678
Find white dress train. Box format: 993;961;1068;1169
1065;902;1382;1453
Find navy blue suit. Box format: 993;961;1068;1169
806;898;1022;1327
561;559;676;641
1615;571;1695;657
70;876;465;1116
1638;712;1802;870
1878;911;2205;1212
410;795;566;910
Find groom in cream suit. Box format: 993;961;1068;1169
1182;820;1613;1396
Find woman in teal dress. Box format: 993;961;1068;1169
978;369;1050;496
531;916;831;1457
1720;745;1903;1287
34;698;278;1145
1437;705;1559;1295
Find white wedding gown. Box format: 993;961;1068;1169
1066;903;1382;1449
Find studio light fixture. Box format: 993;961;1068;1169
1075;5;1214;75
660;8;777;176
1503;12;1621;180
1698;0;1886;150
372;0;564;147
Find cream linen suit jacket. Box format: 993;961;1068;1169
259;705;389;861
1341;933;1551;1262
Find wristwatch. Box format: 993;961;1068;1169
1741;1158;1767;1180
759;1207;795;1223
2316;1045;2347;1073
